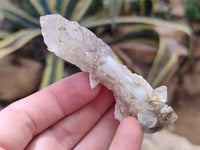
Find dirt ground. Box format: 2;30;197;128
171;60;200;145
172;97;200;145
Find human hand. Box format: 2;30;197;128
0;72;143;150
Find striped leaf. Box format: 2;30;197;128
0;30;10;39
106;25;159;44
55;0;65;13
109;0;124;30
63;0;78;19
60;0;70;16
46;0;58;14
82;16;193;36
39;53;65;89
0;0;39;27
140;0;154;16
146;38;165;85
152;52;178;87
0;29;41;59
79;9;109;24
146;38;180;87
71;0;93;21
29;0;52;15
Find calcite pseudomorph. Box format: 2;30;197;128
40;14;177;133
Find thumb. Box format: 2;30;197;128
109;117;143;150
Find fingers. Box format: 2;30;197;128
74;106;119;150
26;86;115;149
0;72;101;150
74;110;143;150
109;117;143;150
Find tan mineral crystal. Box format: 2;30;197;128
40;14;177;133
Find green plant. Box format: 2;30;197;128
0;0;95;89
139;0;155;16
0;0;193;91
185;0;200;21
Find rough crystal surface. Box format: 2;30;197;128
40;14;178;133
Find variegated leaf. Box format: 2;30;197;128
82;16;193;36
0;0;39;27
0;30;10;39
0;29;41;58
29;0;53;15
71;0;92;21
39;53;65;89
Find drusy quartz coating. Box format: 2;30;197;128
40;14;177;133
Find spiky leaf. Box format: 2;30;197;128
139;0;154;16
82;16;192;36
71;0;93;21
0;29;41;58
39;53;65;89
30;0;59;15
0;30;10;39
107;25;159;44
46;0;58;14
0;0;39;27
60;0;70;16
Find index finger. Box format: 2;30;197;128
0;72;101;150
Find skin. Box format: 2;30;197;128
0;72;143;150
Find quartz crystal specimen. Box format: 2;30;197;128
40;14;177;133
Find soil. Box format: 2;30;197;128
171;60;200;145
172;97;200;145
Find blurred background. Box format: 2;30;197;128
0;0;199;149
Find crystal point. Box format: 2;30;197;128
40;14;177;133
